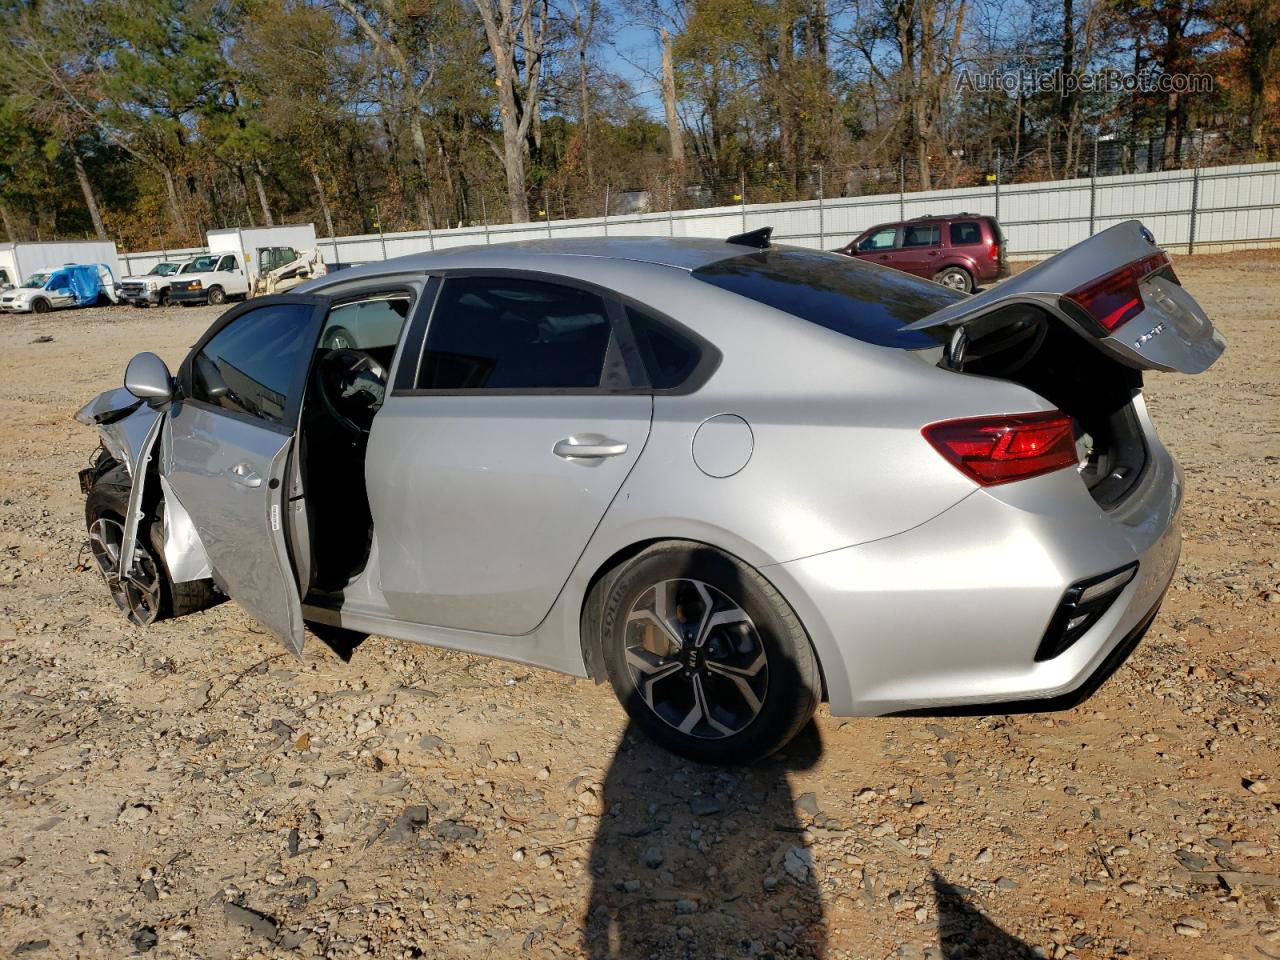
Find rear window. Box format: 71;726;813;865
691;248;962;349
950;221;983;245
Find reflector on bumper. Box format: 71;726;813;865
1035;562;1138;662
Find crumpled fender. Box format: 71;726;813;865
158;474;213;582
77;390;213;586
75;388;158;478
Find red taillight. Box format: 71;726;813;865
1062;252;1169;332
923;412;1078;486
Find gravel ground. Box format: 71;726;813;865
0;254;1277;960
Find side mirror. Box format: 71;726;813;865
124;352;174;405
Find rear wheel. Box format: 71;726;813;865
321;325;356;350
206;285;226;306
933;266;973;293
598;542;821;764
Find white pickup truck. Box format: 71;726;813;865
166;252;250;306
118;261;187;307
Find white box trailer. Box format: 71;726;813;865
0;240;121;290
207;224;319;285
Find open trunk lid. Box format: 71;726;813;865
906;220;1225;375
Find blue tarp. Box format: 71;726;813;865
44;264;114;306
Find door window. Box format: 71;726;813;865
949;221;983;245
321;296;410;354
189;302;317;424
902;223;941;247
216;254;238;272
417;276;613;390
858;227;898;251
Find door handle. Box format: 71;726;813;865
228;463;263;487
553;436;628;460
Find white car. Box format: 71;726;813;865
166;253;250;306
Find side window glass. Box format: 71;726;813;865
625;306;701;389
321;296;411;354
417;277;612;390
190;303;316;424
902;223;941;247
217;255;237;272
859;227;898;251
949;222;982;245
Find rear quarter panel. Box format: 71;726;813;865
570;269;1056;570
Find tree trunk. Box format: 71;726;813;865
475;0;545;224
660;27;686;168
72;150;108;241
161;167;186;234
578;37;593;186
236;166;256;228
311;166;335;239
0;202;16;242
498;104;530;222
253;160;274;226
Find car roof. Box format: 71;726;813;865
305;236;749;290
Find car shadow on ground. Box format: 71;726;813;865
583;720;827;958
931;871;1039;959
582;722;1038;959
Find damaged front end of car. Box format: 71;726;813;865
75;355;215;626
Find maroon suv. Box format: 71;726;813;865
836;214;1009;292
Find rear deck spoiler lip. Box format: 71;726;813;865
904;220;1161;332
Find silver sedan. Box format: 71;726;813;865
76;222;1224;763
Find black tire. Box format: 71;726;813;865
598;542;821;764
85;465;218;622
31;298;51;314
157;290;170;307
932;265;973;293
206;285;226;306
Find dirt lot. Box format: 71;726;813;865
0;255;1277;960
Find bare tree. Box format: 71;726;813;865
660;26;686;167
474;0;549;221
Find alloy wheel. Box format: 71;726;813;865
88;517;162;626
623;578;769;739
938;269;970;291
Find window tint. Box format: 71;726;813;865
692;248;961;349
902;223;940;247
949;221;983;245
216;254;237;272
859;227;898;251
625;306;701;389
191;303;316;423
417;277;612;390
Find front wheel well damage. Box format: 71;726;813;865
576;538;829;702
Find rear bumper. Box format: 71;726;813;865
770;407;1183;716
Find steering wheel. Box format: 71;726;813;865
315;348;387;435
